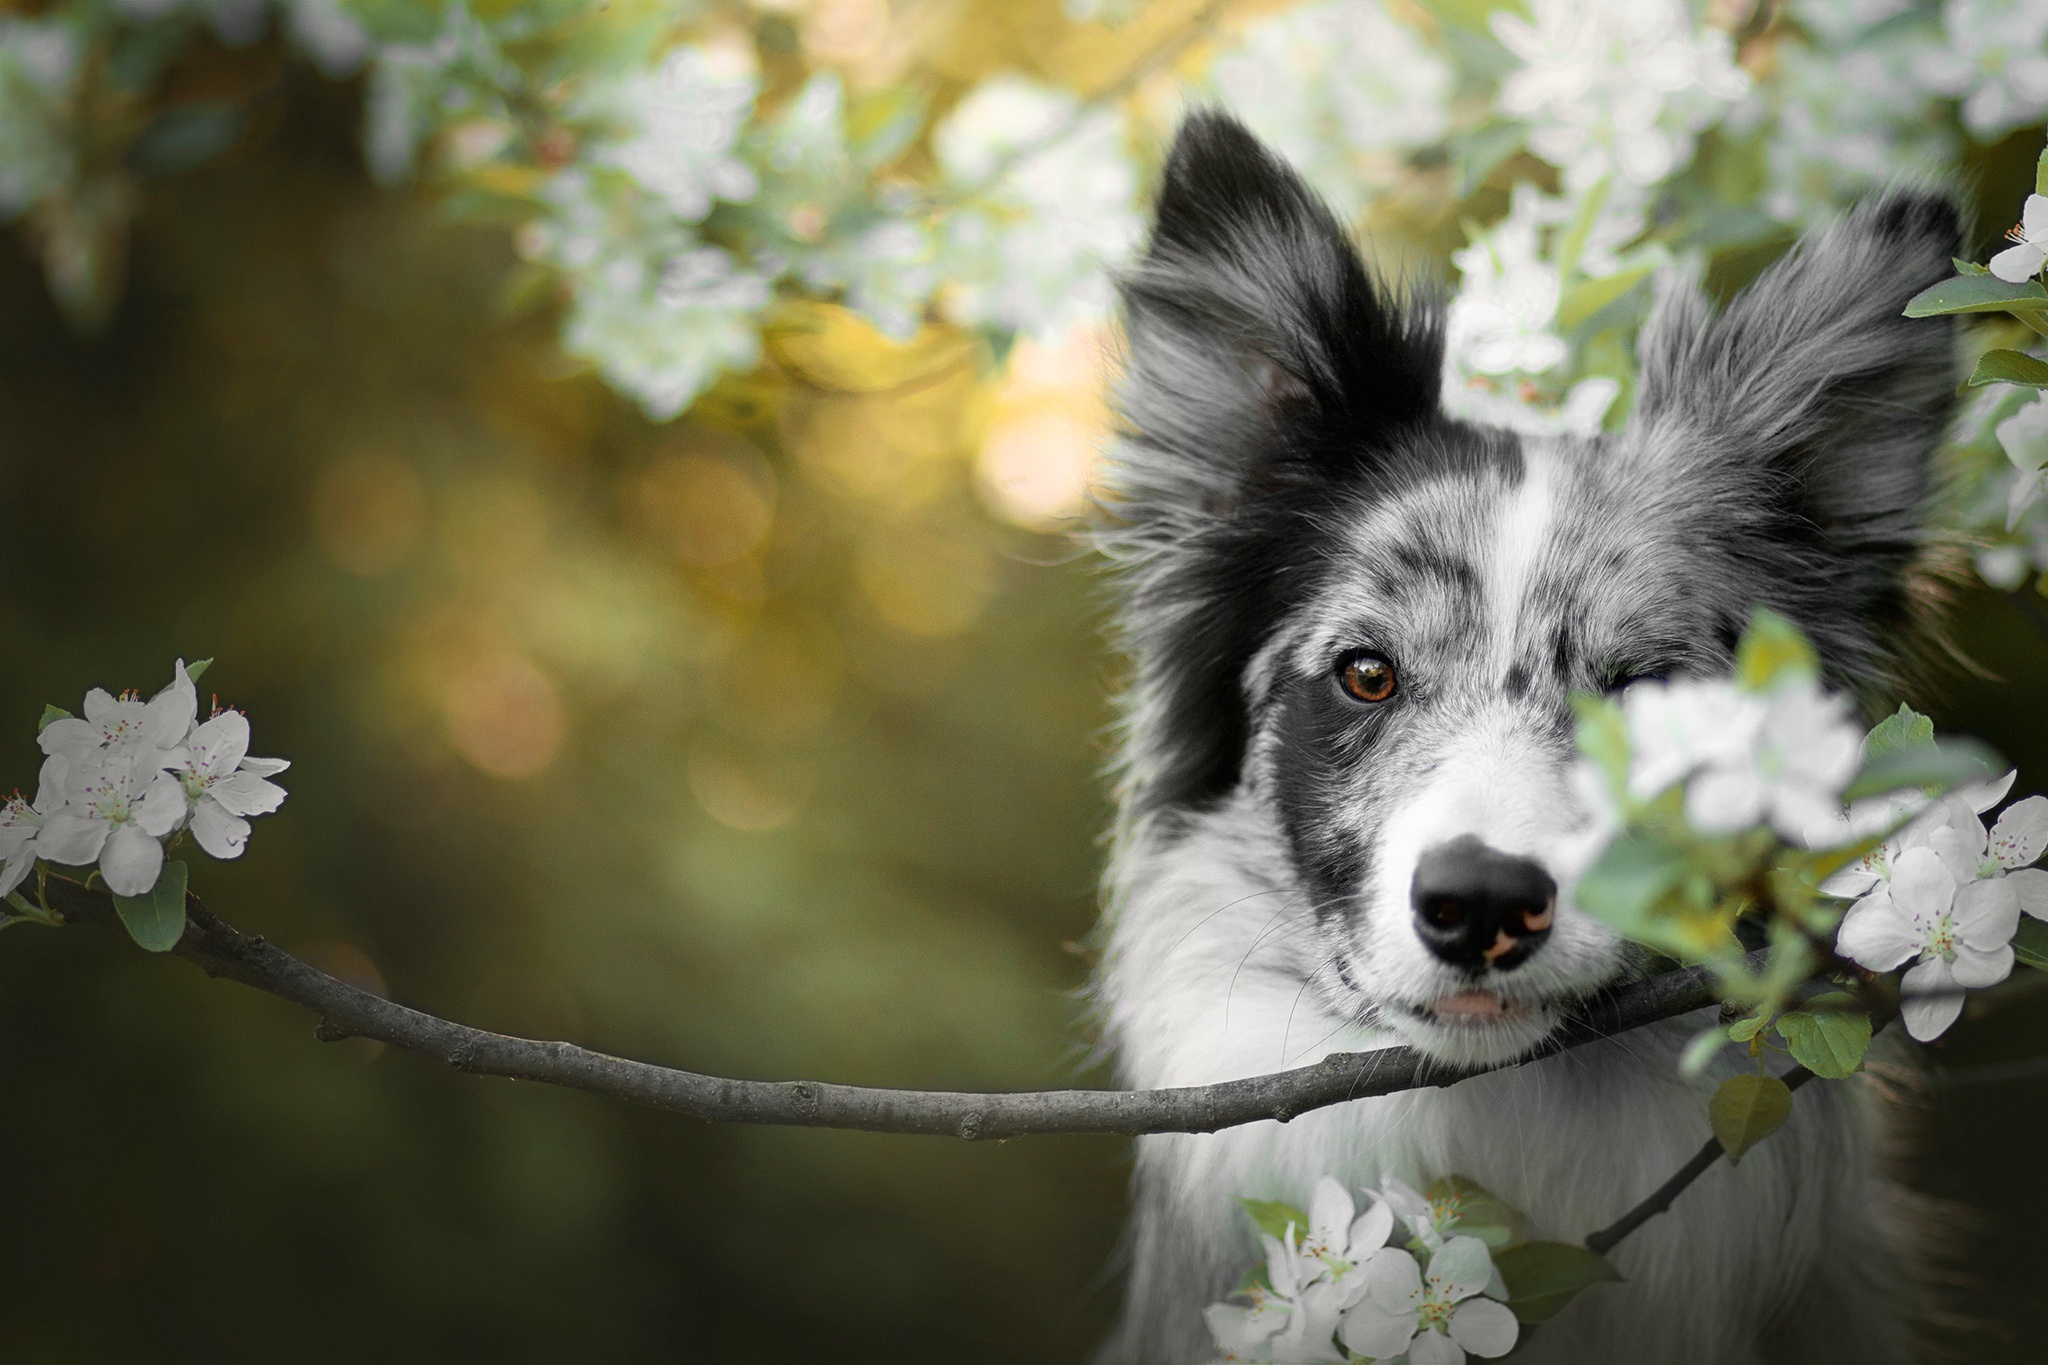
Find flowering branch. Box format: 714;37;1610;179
35;869;1755;1141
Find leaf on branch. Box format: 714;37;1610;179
111;860;188;953
1953;258;1991;276
1902;274;2048;318
1843;736;2002;802
2037;146;2048;197
1571;691;1629;792
1774;996;1870;1079
1426;1175;1521;1249
1966;349;2048;389
2014;917;2048;972
1493;1241;1622;1324
1710;1072;1792;1164
1237;1197;1308;1241
37;704;72;734
1733;607;1817;692
1727;1008;1771;1043
185;658;214;684
1574;831;1688;931
1862;703;1934;765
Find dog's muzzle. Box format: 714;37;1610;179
1410;834;1556;972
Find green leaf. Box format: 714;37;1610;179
2014;917;2048;971
1557;265;1654;332
1493;1241;1622;1324
1727;1008;1771;1043
1862;703;1935;765
1966;349;2048;389
1453;121;1526;199
1571;692;1629;793
2037;146;2048;197
1679;1027;1728;1077
1710;1072;1792;1164
185;658;213;684
1425;1175;1521;1249
37;704;72;734
1954;258;1991;276
1843;736;2002;802
1574;831;1688;930
1237;1197;1308;1242
1774;998;1871;1079
1902;274;2048;318
111;860;188;953
1733;607;1817;692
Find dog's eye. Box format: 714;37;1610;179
1601;667;1668;694
1337;651;1398;704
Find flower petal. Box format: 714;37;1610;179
2025;194;2048;239
1206;1302;1287;1353
1347;1199;1395;1261
1953;876;2021;950
1309;1177;1355;1255
1950;941;2014;990
100;822;164;898
187;712;252;780
1991;240;2048;283
80;688;119;724
1426;1236;1493;1302
237;755;291;777
1264;1231;1300;1302
1408;1327;1468;1365
1448;1297;1520;1358
2008;868;2048;920
1364;1247;1425;1311
1962;770;2019;815
208;771;287;818
135;773;188;838
1889;846;1955;918
0;852;32;898
1338;1297;1419;1360
1991;796;2048;870
36;813;109;867
37;717;99;759
1901;957;1964;1042
193;800;252;860
1925;825;1982;888
1686;765;1764;834
1835;892;1919;972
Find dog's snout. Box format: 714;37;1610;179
1410;834;1556;972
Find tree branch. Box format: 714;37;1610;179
40;874;1752;1141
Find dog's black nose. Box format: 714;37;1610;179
1410;835;1556;972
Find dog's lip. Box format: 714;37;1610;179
1414;988;1535;1023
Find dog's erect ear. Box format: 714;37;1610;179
1101;113;1443;815
1110;111;1442;524
1629;190;1962;684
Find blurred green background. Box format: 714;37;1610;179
4;15;2048;1365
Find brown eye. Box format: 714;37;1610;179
1338;652;1397;704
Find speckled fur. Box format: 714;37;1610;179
1088;114;1961;1363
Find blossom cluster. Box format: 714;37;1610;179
1205;1177;1519;1365
0;661;287;903
1827;774;2048;1040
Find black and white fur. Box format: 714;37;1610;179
1090;113;1959;1363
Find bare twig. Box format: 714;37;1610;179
37;873;1752;1141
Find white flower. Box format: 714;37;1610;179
1913;0;2048;141
39;663;197;762
1996;390;2048;528
1618;678;1764;801
1990;193;2048;283
1684;682;1862;841
932;76;1141;340
0;752;65;898
37;743;185;897
1491;0;1746;196
1446;185;1569;379
1212;0;1451;221
1205;1179;1398;1364
1338;1236;1519;1365
1837;845;2021;1041
587;45;759;223
171;709;290;859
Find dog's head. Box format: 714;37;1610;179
1101;113;1961;1066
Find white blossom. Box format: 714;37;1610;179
1338;1235;1519;1365
1203;1178;1399;1364
1996;391;2048;529
584;45;760;223
932;76;1141;341
1445;185;1568;379
1836;845;2019;1040
171;709;290;860
38;744;186;897
1913;0;2048;141
1211;0;1451;221
1991;194;2048;283
0;753;65;898
1491;0;1746;196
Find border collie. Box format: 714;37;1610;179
1089;113;1957;1363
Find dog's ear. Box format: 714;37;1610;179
1629;190;1962;684
1101;112;1443;814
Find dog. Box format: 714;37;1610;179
1087;112;1959;1363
